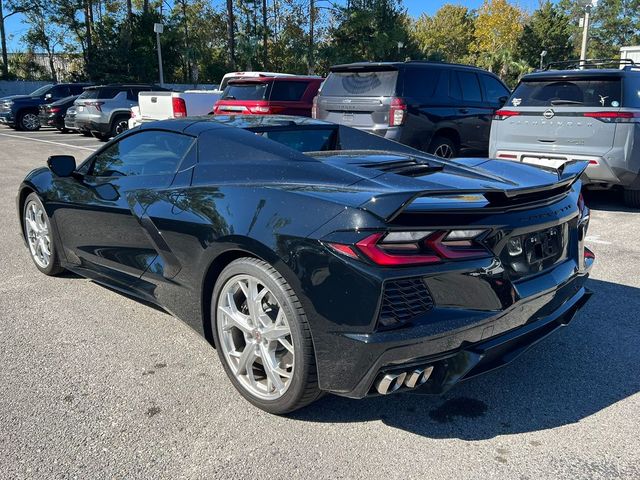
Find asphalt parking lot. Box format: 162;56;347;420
1;126;639;480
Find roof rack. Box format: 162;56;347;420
544;58;636;71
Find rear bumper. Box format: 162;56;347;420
492;149;639;189
75;117;110;134
39;113;64;129
318;255;593;399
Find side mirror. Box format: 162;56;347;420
498;96;509;107
47;155;76;177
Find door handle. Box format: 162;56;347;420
458;108;469;114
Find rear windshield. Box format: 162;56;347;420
222;83;269;101
79;87;124;100
510;78;622;108
321;71;398;97
254;128;337;152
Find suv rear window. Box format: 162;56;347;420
510;78;622;108
222;83;269;100
321;71;398;97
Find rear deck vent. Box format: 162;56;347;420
378;278;434;329
357;159;442;177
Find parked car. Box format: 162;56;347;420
313;61;510;158
213;76;323;116
129;90;221;128
18;115;593;414
489;59;640;207
0;83;91;131
38;95;78;132
74;84;166;141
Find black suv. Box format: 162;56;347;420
0;83;91;131
313;61;510;158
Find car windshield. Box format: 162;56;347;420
222;83;270;101
30;84;54;96
509;77;623;108
321;70;398;97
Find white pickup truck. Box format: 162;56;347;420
129;90;221;128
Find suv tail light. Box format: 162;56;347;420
389;97;406;127
85;101;105;112
311;95;319;119
49;107;61;113
249;105;271;114
583;111;640;123
172;97;187;117
494;109;520;120
327;229;489;266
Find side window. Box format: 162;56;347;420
90;131;195;178
269;81;309;101
70;85;86;95
457;71;483;102
127;89;140;101
481;75;509;104
50;85;70;99
402;68;440;98
448;71;463;101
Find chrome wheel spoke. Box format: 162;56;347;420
259;343;285;393
234;346;256;375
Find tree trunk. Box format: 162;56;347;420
126;0;132;24
84;0;93;78
143;0;149;15
181;0;190;83
262;0;267;70
226;0;235;69
0;0;8;78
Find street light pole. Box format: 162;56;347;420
540;50;547;70
579;1;594;67
154;23;164;87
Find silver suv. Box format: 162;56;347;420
489;60;640;207
74;84;163;141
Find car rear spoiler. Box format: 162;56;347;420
359;161;588;222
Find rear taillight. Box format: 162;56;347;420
172;97;187;117
49;107;61;113
583;111;640;123
311;96;319;118
85;101;105;112
493;109;520;120
389;97;406;127
249;105;271;114
328;229;489;267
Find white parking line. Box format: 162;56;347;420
0;132;96;151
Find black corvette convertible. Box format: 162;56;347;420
17;115;593;414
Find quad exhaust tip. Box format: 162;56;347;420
375;366;434;395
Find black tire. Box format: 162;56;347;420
17;110;41;131
80;129;93;137
211;257;321;414
22;193;64;276
427;135;458;159
623;189;640;208
110;115;130;138
56;126;69;133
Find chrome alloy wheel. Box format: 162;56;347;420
217;275;295;400
24;200;51;268
21;113;40;131
433;143;454;159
